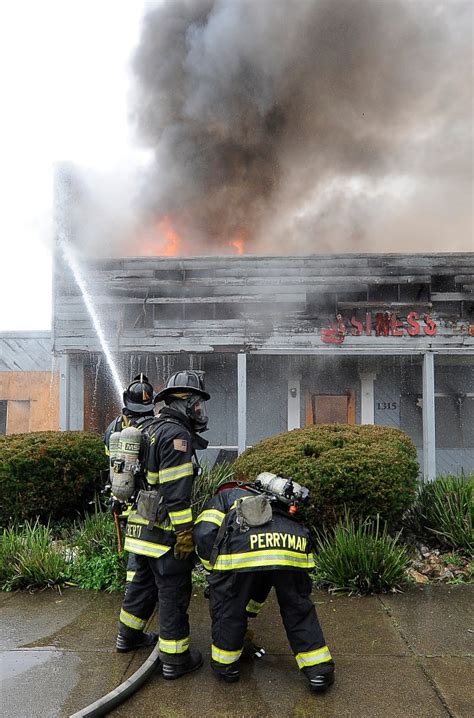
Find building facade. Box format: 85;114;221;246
53;253;474;479
0;331;59;434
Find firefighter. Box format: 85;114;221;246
116;370;210;679
193;478;335;692
103;373;159;652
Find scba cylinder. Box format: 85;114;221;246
111;426;142;501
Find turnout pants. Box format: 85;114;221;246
119;552;193;665
208;569;333;675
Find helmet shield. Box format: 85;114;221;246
123;373;155;414
187;395;209;433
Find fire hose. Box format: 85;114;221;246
69;644;161;718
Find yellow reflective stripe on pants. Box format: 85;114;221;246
211;644;243;665
124;536;172;559
119;609;146;631
295;645;332;669
213;549;315;571
168;508;193;525
195;509;225;526
126;571;136;582
246;599;265;614
159;462;193;483
159;635;190;654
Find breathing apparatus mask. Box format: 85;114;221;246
166;392;209;433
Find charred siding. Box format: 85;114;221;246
52;254;474;354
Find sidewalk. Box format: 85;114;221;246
1;584;472;717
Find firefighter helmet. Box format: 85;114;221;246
123;373;155;414
154;370;211;402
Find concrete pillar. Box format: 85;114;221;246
59;354;84;431
360;372;376;424
287;376;301;430
237;353;247;455
59;355;70;430
422;352;436;481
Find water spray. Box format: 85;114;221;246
57;233;123;405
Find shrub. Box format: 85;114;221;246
0;520;69;591
69;548;127;592
233;424;418;528
404;474;473;553
66;510;127;591
0;431;108;526
313;514;410;594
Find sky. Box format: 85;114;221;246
0;1;147;330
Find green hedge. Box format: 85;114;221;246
233;424;419;528
0;432;108;526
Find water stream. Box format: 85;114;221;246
57;233;123;405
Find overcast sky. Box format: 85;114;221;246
0;1;146;330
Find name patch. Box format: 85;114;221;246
126;523;142;539
249;532;307;552
174;439;188;452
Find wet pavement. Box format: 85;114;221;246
0;585;472;718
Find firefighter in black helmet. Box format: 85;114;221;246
104;373;156;448
103;374;159;652
194;478;335;692
116;370;210;679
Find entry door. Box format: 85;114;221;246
307;392;355;425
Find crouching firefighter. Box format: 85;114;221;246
193;473;335;692
104;373;159;644
115;370;211;679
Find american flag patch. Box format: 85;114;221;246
173;439;188;452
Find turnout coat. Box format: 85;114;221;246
194;486;315;573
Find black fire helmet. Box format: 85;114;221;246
154;370;211;403
123;373;155;413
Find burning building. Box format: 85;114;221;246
52;165;474;479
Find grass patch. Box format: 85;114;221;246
69;510;119;559
0;520;68;591
192;461;234;519
313;514;410;595
404;474;473;553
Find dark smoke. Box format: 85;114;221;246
130;0;473;254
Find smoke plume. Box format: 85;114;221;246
129;0;472;254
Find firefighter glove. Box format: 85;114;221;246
174;529;195;560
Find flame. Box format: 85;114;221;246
229;232;246;255
130;215;183;256
157;216;182;256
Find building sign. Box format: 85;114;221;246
321;311;438;345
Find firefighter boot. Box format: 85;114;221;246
211;661;241;683
242;629;266;660
116;631;158;653
303;661;335;693
162;649;203;680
